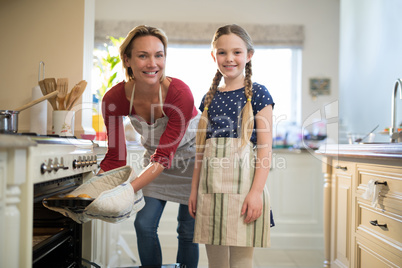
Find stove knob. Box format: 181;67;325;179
53;158;59;171
73;159;78;169
40;163;49;174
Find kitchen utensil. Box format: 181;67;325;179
57;78;68;110
14;90;59;112
43;196;94;213
66;80;87;110
0;91;59;134
65;84;81;110
44;78;58;110
0;110;19;133
354;124;379;143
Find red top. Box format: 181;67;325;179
100;78;198;171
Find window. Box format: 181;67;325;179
92;44;301;125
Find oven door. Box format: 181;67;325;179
33;175;83;268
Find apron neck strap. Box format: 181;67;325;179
129;83;166;117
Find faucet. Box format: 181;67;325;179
390;78;402;142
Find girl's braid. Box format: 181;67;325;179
195;70;222;153
240;61;254;146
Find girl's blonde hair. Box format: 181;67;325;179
196;24;255;153
119;25;168;82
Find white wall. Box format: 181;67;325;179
339;0;402;140
95;0;340;125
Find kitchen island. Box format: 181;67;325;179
316;143;402;268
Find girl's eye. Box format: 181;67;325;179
218;51;225;55
234;51;242;55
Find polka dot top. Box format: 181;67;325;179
199;82;275;144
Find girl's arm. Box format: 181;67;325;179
188;151;204;218
241;104;273;223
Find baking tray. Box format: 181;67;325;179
43;196;94;213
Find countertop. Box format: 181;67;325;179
316;143;402;160
0;134;36;148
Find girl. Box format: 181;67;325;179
100;25;199;267
188;24;275;268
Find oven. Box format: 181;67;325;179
1;134;97;268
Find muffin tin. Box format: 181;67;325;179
43;196;94;213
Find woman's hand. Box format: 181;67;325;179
241;189;263;224
188;189;198;219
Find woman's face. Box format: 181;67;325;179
212;33;252;82
125;35;166;85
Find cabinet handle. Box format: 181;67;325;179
335;165;347;171
369;220;387;229
374;181;388;186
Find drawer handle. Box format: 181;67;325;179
369;220;387;229
374;181;387;186
335;165;347;171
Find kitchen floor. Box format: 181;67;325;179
116;247;325;268
114;203;324;268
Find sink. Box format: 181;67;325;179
359;142;391;144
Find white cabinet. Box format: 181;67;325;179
268;149;324;249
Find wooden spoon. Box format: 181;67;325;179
66;84;81;110
15;90;59;112
66;80;87;110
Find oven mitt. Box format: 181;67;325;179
43;165;145;224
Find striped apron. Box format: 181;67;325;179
193;137;271;247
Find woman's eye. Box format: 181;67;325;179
138;55;146;59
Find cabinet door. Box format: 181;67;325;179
331;161;354;268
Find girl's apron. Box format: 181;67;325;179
193;137;271;247
128;84;200;204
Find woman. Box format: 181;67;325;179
99;25;199;268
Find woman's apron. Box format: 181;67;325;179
128;84;200;204
193;137;271;247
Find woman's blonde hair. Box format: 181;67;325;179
196;24;255;153
119;25;168;82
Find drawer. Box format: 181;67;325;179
356;164;402;194
355;233;402;268
357;202;402;246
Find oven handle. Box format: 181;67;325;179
82;258;101;268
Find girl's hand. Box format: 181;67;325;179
241;190;263;224
188;190;198;218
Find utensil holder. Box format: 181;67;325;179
52;110;75;136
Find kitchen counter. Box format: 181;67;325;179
316;143;402;160
316;143;402;267
0;134;36;148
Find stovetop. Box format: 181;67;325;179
13;132;94;146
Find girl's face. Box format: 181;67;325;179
212;33;252;82
125;35;166;85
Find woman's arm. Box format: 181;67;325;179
241;104;273;223
130;162;165;191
